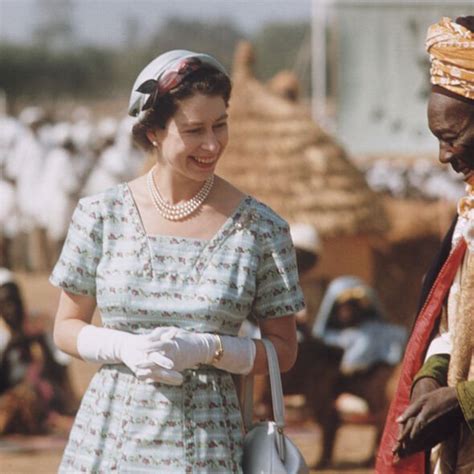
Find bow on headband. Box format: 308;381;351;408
135;57;203;112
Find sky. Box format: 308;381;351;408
0;0;312;46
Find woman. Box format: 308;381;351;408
51;50;304;472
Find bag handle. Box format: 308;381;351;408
242;338;287;462
242;338;286;430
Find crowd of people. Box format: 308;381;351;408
0;108;145;270
0;104;466;273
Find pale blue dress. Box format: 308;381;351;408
50;183;304;473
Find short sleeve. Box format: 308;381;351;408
252;220;305;320
49;197;103;296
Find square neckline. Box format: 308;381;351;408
122;182;250;244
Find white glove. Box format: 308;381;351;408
214;334;256;374
145;328;216;371
77;325;183;385
147;328;256;375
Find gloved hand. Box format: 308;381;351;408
77;325;183;385
147;328;256;374
393;384;463;458
146;328;217;372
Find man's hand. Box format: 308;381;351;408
393;384;463;458
411;377;441;401
392;377;440;457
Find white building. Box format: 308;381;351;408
312;0;474;154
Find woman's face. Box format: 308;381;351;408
150;93;229;182
428;92;474;184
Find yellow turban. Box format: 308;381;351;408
426;17;474;100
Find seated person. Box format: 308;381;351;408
0;268;77;434
312;276;407;375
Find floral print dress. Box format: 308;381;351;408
50;183;304;473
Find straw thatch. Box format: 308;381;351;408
218;41;388;237
267;70;300;102
381;197;455;243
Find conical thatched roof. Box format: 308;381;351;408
382;197;455;243
218;41;388;237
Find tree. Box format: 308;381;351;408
34;0;76;51
254;21;311;95
143;17;246;71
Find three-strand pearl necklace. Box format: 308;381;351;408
146;168;214;221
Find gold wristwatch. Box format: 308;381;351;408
212;335;224;363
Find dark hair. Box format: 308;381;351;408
455;16;474;33
0;281;21;299
132;67;232;151
295;248;318;275
0;281;25;329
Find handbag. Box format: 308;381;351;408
241;338;309;474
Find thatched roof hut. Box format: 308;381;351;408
372;196;456;326
219;41;388;238
382;197;454;244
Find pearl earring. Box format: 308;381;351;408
152;141;158;147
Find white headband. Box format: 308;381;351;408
128;49;228;118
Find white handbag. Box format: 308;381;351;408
241;338;309;474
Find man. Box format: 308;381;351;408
377;16;474;474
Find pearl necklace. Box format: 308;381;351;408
146;168;214;221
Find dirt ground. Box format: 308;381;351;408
0;273;376;474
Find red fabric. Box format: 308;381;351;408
376;239;467;474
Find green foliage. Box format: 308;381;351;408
254;21;311;94
0;43;115;102
254;21;309;76
143;17;246;71
0;18;312;106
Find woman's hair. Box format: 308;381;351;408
132;67;232;151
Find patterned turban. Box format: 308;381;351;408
426;17;474;100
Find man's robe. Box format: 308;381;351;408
376;218;464;473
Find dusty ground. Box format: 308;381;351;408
0;273;376;473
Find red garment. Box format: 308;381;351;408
376;239;467;474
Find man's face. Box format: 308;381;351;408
333;300;365;328
428;91;474;184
